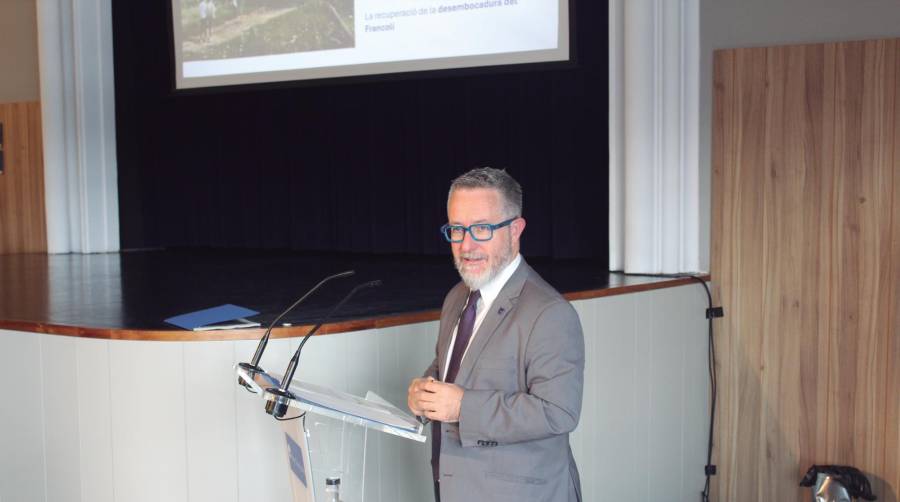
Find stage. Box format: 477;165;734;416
0;248;711;502
0;248;701;339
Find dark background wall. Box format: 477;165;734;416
112;1;608;260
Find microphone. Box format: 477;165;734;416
265;279;383;418
237;270;355;388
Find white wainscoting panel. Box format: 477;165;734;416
184;341;239;502
653;286;709;501
569;283;709;502
574;293;638;501
0;284;709;502
233;338;293;502
646;288;689;501
375;322;436;502
0;330;46;502
40;335;82;502
109;341;188;502
75;338;115;502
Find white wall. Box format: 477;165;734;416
697;0;900;269
0;284;710;502
571;285;709;502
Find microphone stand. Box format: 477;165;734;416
237;270;355;389
265;280;382;418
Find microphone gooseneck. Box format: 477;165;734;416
265;280;382;418
237;270;355;388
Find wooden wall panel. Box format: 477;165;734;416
713;39;900;502
886;50;900;501
0;101;46;254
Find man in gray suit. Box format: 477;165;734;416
408;168;584;502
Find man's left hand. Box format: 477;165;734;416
417;380;465;422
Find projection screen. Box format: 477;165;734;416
171;0;571;89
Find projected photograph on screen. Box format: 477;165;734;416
179;0;355;62
171;0;570;89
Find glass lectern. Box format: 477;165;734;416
237;366;426;502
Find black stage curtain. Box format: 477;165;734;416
112;1;608;260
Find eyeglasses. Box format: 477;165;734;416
440;217;517;243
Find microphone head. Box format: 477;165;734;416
366;279;383;288
335;270;356;278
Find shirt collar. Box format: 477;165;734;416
475;253;521;308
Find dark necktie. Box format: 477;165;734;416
445;289;480;384
432;289;480;481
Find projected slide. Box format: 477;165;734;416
172;0;569;89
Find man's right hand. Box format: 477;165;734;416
407;376;433;416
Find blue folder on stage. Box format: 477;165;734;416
165;304;260;331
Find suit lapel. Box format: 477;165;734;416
453;259;530;385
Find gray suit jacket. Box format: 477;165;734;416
425;258;585;502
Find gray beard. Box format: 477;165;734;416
453;240;514;291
